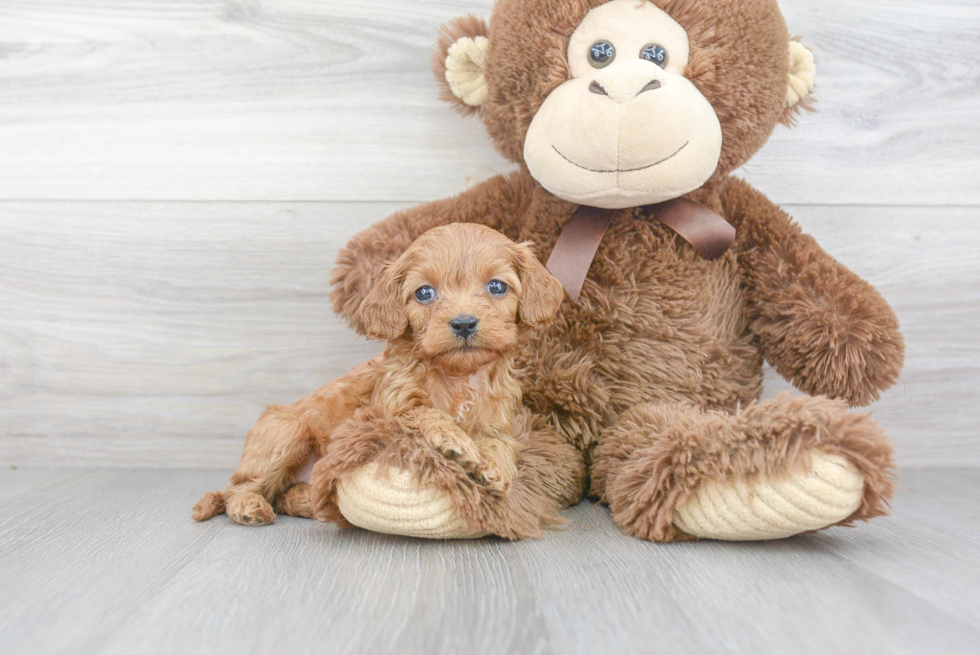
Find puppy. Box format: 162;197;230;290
193;223;565;526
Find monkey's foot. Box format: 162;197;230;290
673;450;865;541
335;462;488;539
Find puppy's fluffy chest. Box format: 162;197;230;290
426;369;499;434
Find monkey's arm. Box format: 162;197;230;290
723;177;904;406
331;171;532;334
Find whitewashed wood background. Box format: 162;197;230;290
1;0;977;468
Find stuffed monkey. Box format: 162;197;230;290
321;0;903;542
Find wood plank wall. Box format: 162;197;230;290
1;0;978;468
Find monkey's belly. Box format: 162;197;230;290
516;257;762;446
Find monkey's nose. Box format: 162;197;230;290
449;314;479;339
591;64;666;103
592;78;660;100
639;79;661;94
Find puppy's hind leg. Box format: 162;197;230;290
275;483;313;519
222;406;317;526
192;490;226;521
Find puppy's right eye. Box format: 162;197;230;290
414;285;436;303
486;280;508;296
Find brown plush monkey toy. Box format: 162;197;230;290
321;0;904;542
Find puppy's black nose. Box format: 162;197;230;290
449;314;479;339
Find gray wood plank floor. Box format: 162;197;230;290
0;468;977;655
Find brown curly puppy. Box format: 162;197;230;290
192;223;570;529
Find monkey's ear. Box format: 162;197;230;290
515;243;565;328
432;15;490;116
357;259;408;341
781;40;816;125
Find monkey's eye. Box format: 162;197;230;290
486;280;508;296
589;41;615;68
640;43;668;68
414;285;436;303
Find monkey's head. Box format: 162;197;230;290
434;0;815;209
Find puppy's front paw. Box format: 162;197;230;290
424;428;509;493
470;459;512;494
470;438;520;495
425;427;482;469
226;492;276;526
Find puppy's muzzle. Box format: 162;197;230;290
449;314;479;339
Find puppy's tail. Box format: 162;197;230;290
192;490;226;521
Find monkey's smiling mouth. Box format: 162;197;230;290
552;141;689;174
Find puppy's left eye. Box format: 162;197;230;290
486;280;508;296
414;285;436;303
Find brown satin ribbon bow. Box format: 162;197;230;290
545;197;736;302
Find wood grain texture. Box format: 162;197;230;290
0;0;976;204
0;201;976;468
0;468;978;655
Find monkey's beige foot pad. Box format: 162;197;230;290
673;450;864;541
335;463;487;539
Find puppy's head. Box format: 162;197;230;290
358;223;564;373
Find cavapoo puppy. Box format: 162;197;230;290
193;223;564;527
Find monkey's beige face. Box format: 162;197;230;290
400;238;523;374
523;0;723;209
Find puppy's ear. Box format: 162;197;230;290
357;259;408;341
515;242;565;328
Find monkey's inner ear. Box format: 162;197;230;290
433;15;490;115
783;40;816;121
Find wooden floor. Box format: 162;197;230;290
1;468;977;655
